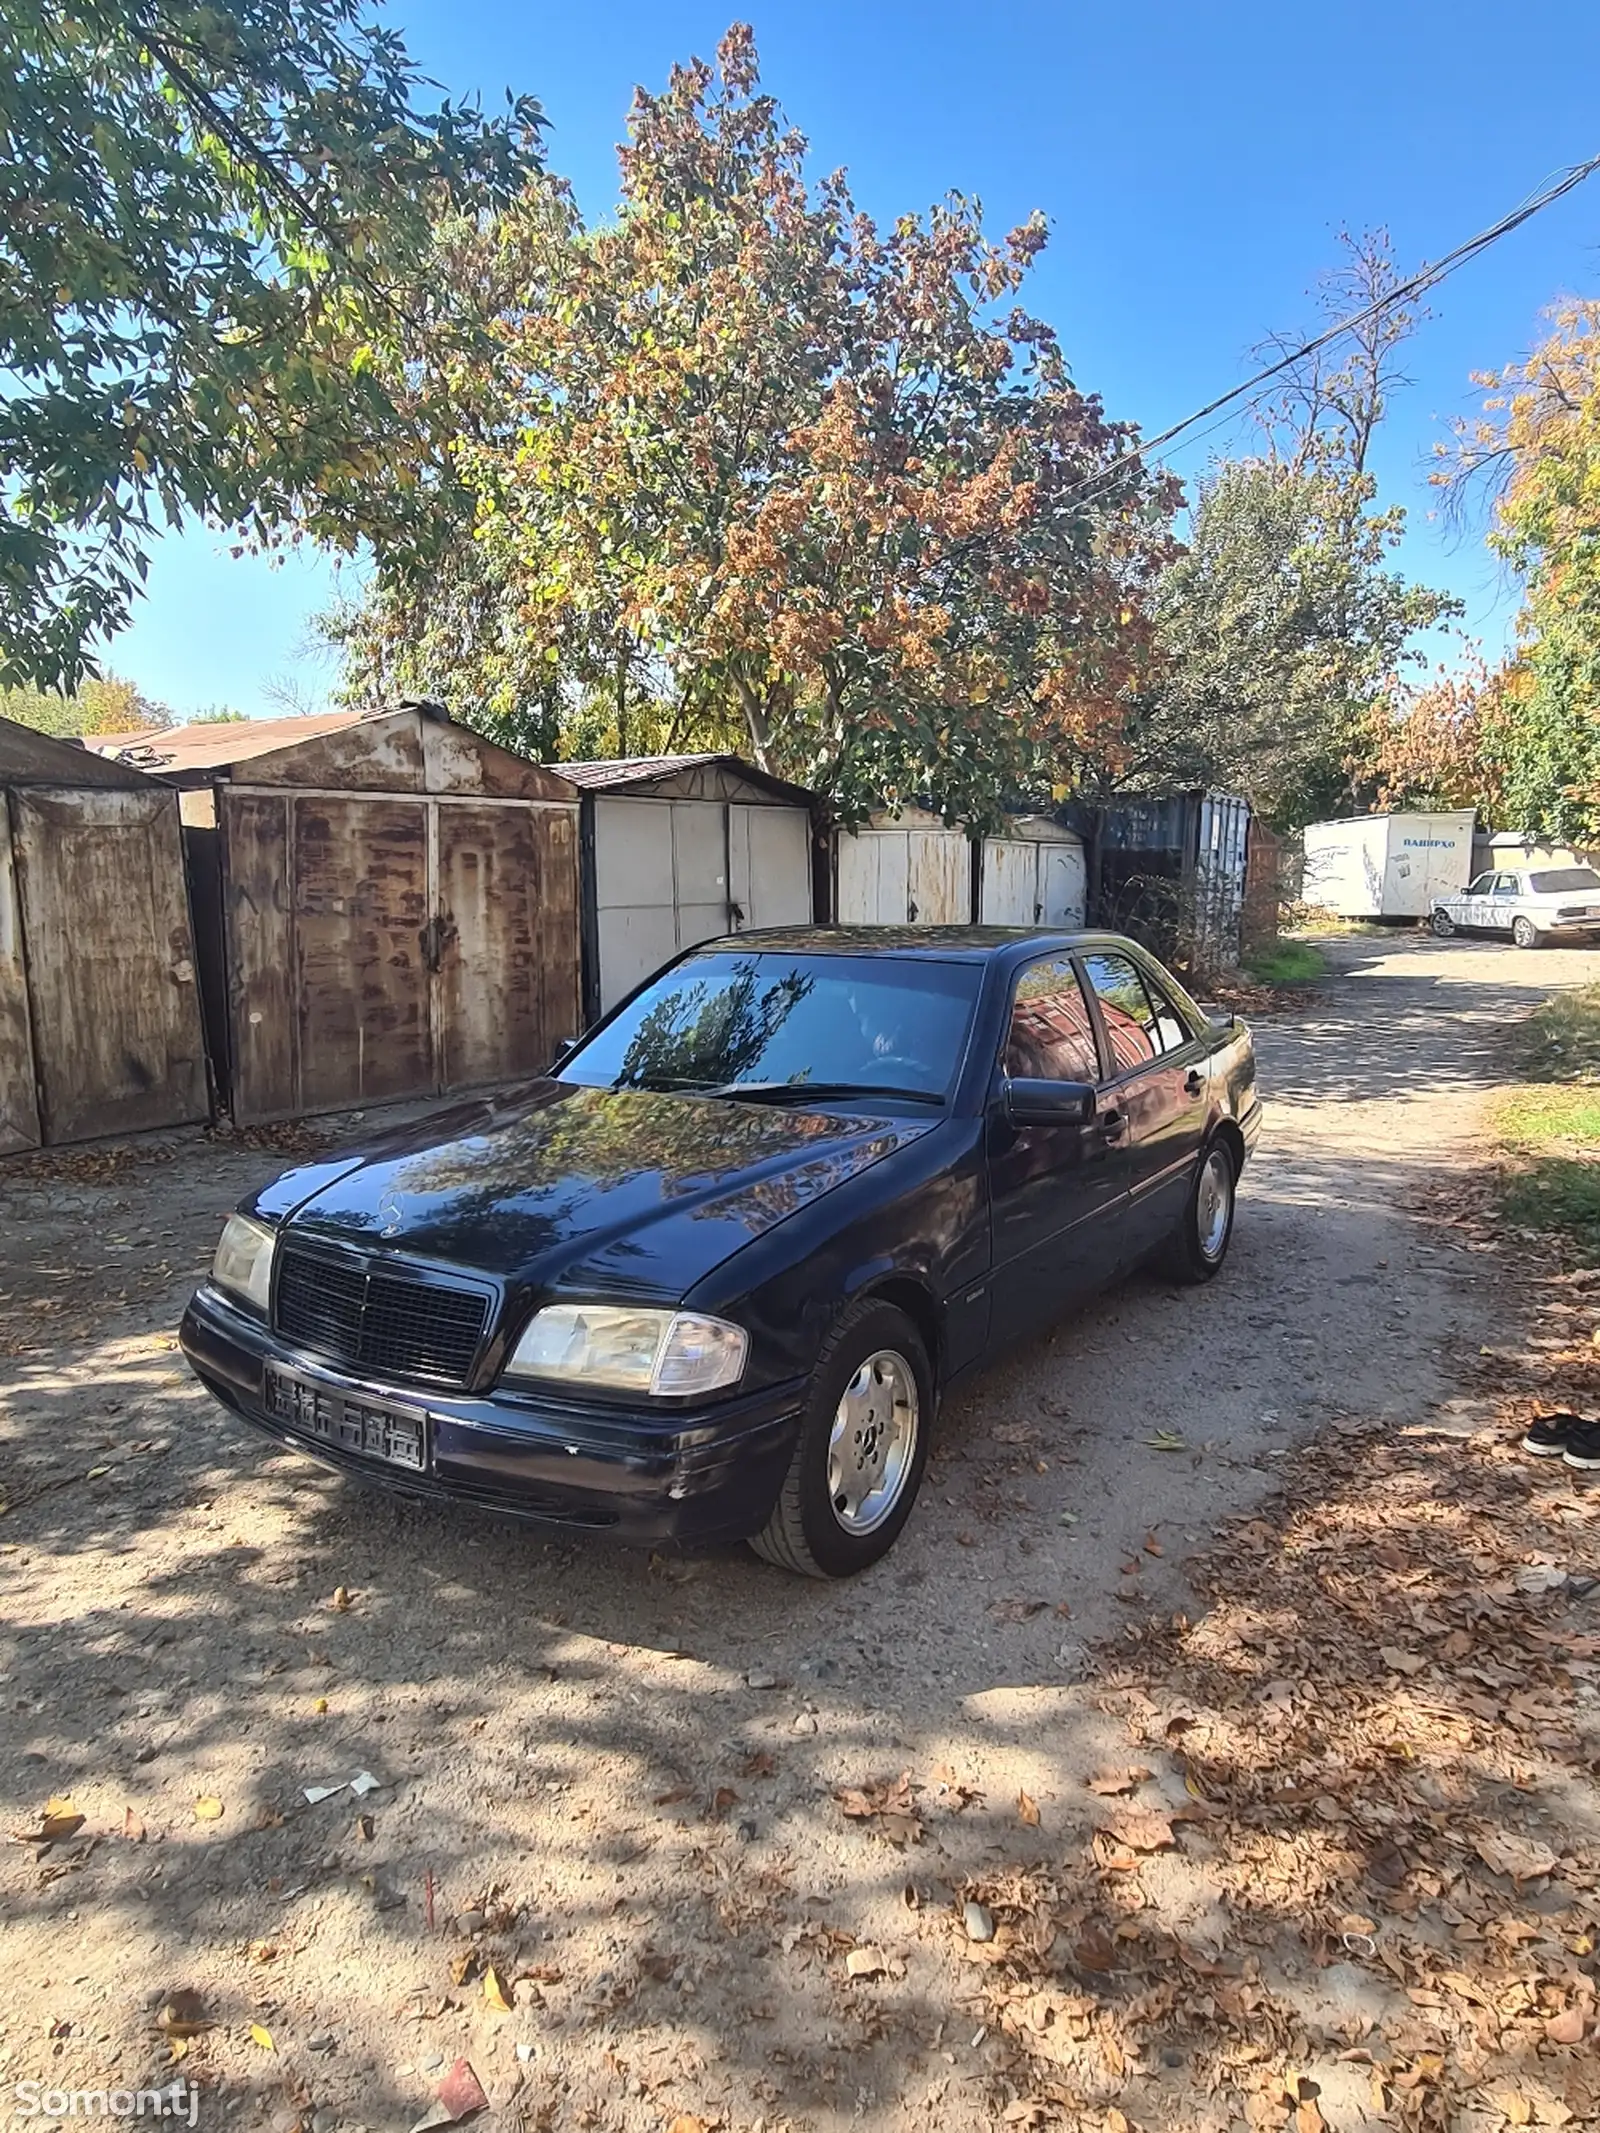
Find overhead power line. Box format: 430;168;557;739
1065;147;1600;509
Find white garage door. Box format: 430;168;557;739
593;797;814;1011
836;826;972;924
979;835;1086;927
730;804;813;929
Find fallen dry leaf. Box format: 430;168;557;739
1545;2006;1586;2046
193;1795;224;1821
652;1786;695;1808
1378;1645;1427;1676
845;1945;889;1979
330;1585;352;1612
483;1967;512;2014
434;2058;488;2123
1017;1789;1040;1828
1087;1767;1150;1796
122;1806;146;1843
1098;1807;1176;1852
248;2023;274;2052
1473;1830;1559;1884
155;1990;212;2038
835;1772;923;1846
15;1798;85;1845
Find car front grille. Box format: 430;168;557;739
274;1242;490;1387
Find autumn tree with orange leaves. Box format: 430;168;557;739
340;26;1177;824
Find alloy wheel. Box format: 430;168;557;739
1195;1147;1234;1264
826;1349;919;1534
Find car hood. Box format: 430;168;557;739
255;1080;936;1299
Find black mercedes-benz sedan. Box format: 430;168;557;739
182;929;1261;1577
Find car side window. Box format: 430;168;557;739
1494;873;1520;896
1467;873;1494;894
1140;968;1196;1054
1082;952;1162;1071
1004;957;1100;1083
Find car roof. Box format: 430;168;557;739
682;925;1149;964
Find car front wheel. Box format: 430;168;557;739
750;1298;933;1578
1512;916;1542;949
1430;909;1455;937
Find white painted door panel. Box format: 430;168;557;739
907;830;970;924
980;837;1034;924
1037;841;1086;926
730;805;812;928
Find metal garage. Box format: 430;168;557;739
978;814;1087;927
99;704;583;1125
0;717;207;1150
559;755;817;1018
833;807;973;927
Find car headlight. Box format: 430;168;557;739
211;1213;276;1315
504;1304;748;1397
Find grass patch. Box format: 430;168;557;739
1509;980;1600;1084
1494;988;1600;1261
1242;940;1326;985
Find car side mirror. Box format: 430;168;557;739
1005;1077;1096;1128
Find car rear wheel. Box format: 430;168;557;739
1156;1138;1237;1285
1430;909;1455;937
750;1298;933;1578
1512;915;1542;949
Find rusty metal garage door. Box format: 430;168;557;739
5;788;207;1144
222;790;579;1123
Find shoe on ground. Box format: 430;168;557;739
1564;1421;1600;1472
1523;1411;1587;1457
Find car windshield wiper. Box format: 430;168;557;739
698;1080;945;1108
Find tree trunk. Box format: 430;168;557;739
734;676;774;771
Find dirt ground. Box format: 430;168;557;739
1;931;1597;2133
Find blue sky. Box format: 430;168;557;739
108;0;1600;718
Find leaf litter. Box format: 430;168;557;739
940;1317;1600;2131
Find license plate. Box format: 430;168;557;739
264;1367;428;1472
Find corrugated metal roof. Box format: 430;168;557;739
557;753;732;789
0;715;163;791
555;752;815;805
86;710;367;773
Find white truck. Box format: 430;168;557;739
1302;811;1476;921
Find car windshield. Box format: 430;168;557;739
1529;868;1600;894
559;951;983;1103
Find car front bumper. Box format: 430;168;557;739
180;1285;804;1547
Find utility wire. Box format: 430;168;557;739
1065;148;1600;508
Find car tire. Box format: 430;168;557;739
1512;916;1542;949
749;1298;933;1579
1156;1137;1237;1285
1430;909;1455;937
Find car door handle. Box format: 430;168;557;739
1095;1109;1127;1141
1184;1070;1205;1098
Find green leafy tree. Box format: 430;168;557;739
0;670;173;735
1134;460;1457;823
1447;303;1600;842
1;0;543;691
338;27;1178;824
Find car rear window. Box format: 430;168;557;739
1529;868;1600;894
561;951;984;1100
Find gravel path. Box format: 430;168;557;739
0;930;1592;2133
